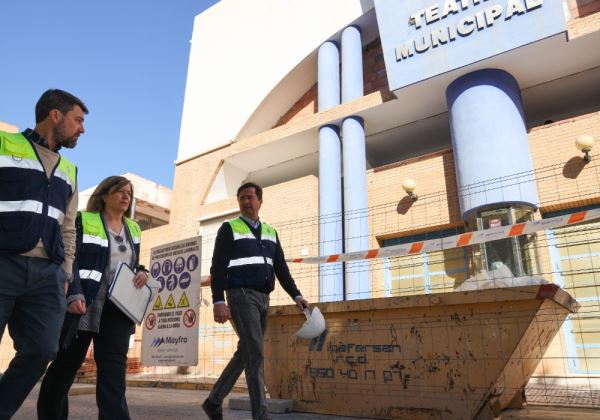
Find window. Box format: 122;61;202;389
545;205;600;374
382;227;469;296
468;205;540;277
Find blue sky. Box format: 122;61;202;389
0;0;218;190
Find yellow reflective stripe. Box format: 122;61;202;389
47;205;65;224
0;155;44;172
0;200;43;214
57;157;77;187
124;217;141;244
80;212;108;240
82;234;109;247
228;256;273;268
228;218;250;233
79;269;103;282
53;167;74;190
0;132;37;159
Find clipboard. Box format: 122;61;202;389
108;262;152;325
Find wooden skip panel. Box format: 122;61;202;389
268;285;578;317
490;300;570;413
264;286;577;419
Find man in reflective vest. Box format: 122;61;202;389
0;89;88;418
203;182;309;420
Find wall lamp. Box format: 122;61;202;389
402;178;418;201
575;134;595;163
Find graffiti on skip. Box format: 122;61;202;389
306;332;407;385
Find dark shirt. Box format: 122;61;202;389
210;219;301;303
22;128;61;151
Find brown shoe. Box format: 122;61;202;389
202;398;223;420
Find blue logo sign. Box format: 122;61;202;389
151;337;165;348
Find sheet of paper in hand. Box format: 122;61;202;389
108;262;152;325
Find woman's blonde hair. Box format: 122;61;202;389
86;176;134;218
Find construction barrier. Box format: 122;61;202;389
287;208;600;264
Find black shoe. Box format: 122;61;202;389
202;398;223;420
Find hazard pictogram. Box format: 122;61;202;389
183;309;196;328
153;295;163;311
165;294;176;309
177;292;190;308
145;313;156;330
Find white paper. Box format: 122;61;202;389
108;262;152;325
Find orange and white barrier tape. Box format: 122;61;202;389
287;208;600;264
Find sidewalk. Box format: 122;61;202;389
13;382;600;419
14;383;371;419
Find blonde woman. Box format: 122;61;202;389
38;176;148;420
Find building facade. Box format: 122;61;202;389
78;172;171;231
135;0;600;389
0;122;18;133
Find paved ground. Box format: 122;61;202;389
12;383;600;419
14;383;371;420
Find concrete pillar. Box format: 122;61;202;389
341;25;370;300
341;26;364;103
342;116;370;300
318;41;340;112
446;69;539;219
318;125;344;301
318;41;343;301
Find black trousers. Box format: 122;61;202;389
208;288;270;420
37;300;133;420
0;256;66;420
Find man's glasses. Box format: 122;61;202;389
114;235;127;253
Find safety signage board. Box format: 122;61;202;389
141;236;201;366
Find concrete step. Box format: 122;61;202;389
229;397;293;414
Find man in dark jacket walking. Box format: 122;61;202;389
0;89;87;419
202;182;308;420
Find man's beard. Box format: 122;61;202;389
53;120;78;149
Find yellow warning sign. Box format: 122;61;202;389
177;292;189;308
165;294;176;309
153;295;163;311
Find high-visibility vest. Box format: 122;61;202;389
225;217;278;291
0;131;76;263
76;211;141;304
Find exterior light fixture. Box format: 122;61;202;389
402;178;418;201
575;134;595;163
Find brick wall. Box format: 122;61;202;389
569;0;600;17
273;84;317;127
168;146;232;238
368;150;462;244
363;38;389;96
529;112;600;211
274;38;389;128
568;3;600;37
